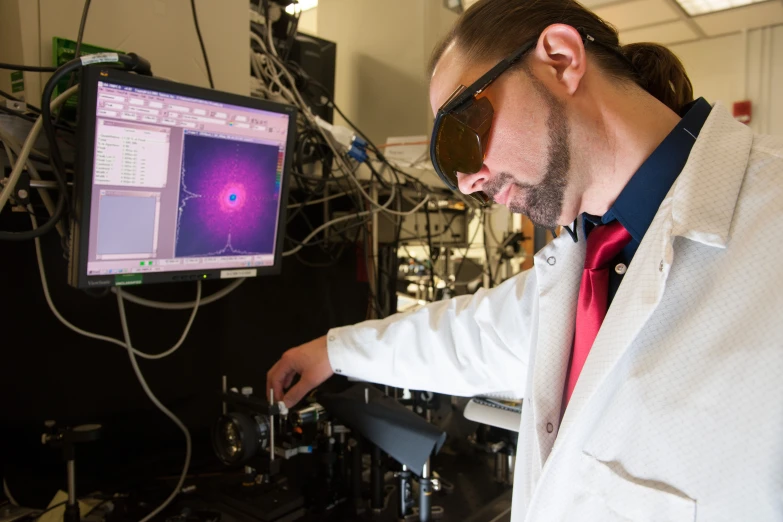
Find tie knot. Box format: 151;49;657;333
584;220;632;270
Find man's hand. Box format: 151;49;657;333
266;335;333;408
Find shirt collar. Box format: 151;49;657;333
583;98;713;242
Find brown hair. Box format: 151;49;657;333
429;0;694;113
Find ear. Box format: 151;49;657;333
531;24;587;96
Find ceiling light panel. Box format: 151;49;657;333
676;0;770;16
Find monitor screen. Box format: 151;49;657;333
70;68;297;288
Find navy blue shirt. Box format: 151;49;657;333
582;98;712;305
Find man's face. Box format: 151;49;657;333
430;45;574;229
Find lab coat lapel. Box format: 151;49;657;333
558;103;753;434
530;224;585;465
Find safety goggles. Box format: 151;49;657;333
430;39;536;205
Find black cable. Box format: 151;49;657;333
293;128;333;193
38;61;78;214
329;97;382;157
361;224;386;318
285;213;372;248
290;170;344;183
305;81;403;171
366;160;392;190
0;88;42;114
286;189;344;225
320;88;436;197
453;213;483;284
251;37;432;276
482;212;495;288
281;4;301;63
272;61;432;200
1;53;147;240
424;205;437;302
293;223;361;268
73;0;91;60
397;211;461;242
376;194;404;315
285;182;373;255
0;87;20;102
492;250;505;287
0;63;57;72
0;63;71;240
55;0;92;127
190;0;214;89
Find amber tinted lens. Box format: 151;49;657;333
435;114;485;187
433;97;494;204
470;97;494;155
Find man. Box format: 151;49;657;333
268;0;783;519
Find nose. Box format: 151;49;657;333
457;165;490;195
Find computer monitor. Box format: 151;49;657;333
69;67;297;288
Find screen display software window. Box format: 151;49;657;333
86;81;290;276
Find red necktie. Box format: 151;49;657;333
565;220;632;405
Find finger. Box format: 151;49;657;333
282;379;312;409
282;371;296;390
266;361;282;401
268;365;294;404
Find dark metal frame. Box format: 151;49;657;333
70;66;298;288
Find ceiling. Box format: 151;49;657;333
585;0;783;45
461;0;783;46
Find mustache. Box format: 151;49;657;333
483;172;532;199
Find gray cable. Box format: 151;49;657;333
117;289;192;522
29;212;202;359
112;277;235;311
29;212;196;521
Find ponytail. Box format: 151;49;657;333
623;43;694;113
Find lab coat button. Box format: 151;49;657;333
328;335;335;342
546;422;554;433
615;263;627;275
546;256;556;266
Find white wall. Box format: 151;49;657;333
318;0;427;144
423;2;460;129
0;0;45;103
297;7;318;35
317;0;457;145
670;24;783;135
0;0;249;102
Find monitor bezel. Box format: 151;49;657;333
70;66;297;289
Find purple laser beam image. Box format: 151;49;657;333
175;133;281;258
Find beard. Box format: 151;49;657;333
483;84;570;230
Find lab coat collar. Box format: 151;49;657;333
670;102;753;248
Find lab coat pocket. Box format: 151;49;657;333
573;451;696;522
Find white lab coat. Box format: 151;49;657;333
326;103;783;521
